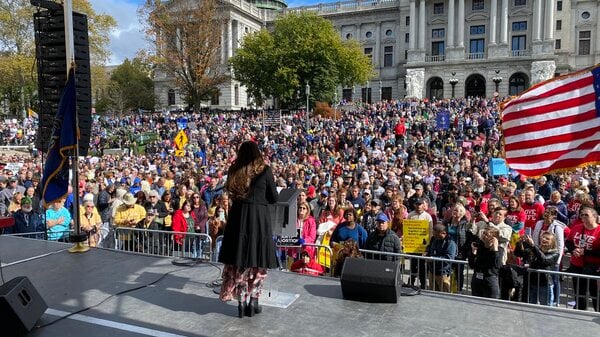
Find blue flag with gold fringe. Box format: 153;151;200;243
41;68;78;206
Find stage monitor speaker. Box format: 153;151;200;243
340;257;400;303
0;276;48;336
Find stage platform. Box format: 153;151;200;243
1;236;599;337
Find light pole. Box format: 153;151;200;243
305;83;310;130
352;85;356;102
334;91;338;120
378;80;382;102
366;80;370;104
492;70;503;95
449;72;458;98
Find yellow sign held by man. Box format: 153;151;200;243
402;219;430;254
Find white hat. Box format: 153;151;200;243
122;193;136;206
82;193;94;203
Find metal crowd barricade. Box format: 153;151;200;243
113;227;213;260
359;249;472;294
275;242;334;277
7;230;74;242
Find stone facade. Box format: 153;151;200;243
155;0;600;110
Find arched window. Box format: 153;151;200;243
428;77;444;99
465;74;486;98
167;89;175;106
509;73;529;95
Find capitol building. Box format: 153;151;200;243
154;0;600;110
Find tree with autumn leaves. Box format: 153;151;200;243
140;0;228;110
0;0;116;116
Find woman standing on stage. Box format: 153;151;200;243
219;141;279;318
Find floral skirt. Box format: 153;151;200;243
219;265;267;302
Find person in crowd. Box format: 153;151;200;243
143;189;168;228
444;203;474;292
425;224;457;293
296;201;317;257
10;196;43;238
544;191;569;225
79;194;102;247
290;250;324;276
114;192;146;251
474;206;512;265
202;174;223;207
565;206;600;311
161;190;175;230
515;232;560;306
0;176;26;216
505;196;526;236
219;141;278;318
469;228;503;299
7;191;23;215
97;183;116;247
407;197;433;289
361;199;381;234
310;189;328;220
522;188;545;231
330;208;368;249
172;199;196;255
135;209;163;254
385;195;407;239
319;194;344;228
364;212;401;260
46;198;72;241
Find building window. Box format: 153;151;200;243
472;0;484;10
470;38;485;54
432;41;445;56
168;89;176;106
343;88;353;102
366;31;373;38
382;87;392;101
432;28;445;38
384;46;394;67
512;21;527;31
555;39;561;49
406;16;410;26
434;3;444;14
511;35;526;51
385;29;393;37
470;25;485;35
210;90;219;105
364;47;373;63
514;0;526;6
346;33;353;39
557;1;562;11
405;33;409;43
361;88;372;104
579;31;591;55
582;11;591;20
234;85;239;106
556;20;561;31
405;49;408;59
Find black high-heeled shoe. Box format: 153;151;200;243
238;301;246;318
245;300;255;317
251;298;262;314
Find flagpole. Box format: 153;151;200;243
65;0;88;253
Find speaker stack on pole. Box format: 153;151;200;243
32;0;92;156
340;257;401;303
0;277;48;336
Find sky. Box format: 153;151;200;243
89;0;331;66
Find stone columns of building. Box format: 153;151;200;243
221;23;226;63
533;0;543;41
490;0;497;45
418;0;425;50
531;61;556;84
447;0;455;47
457;0;465;47
227;19;233;59
409;0;416;50
544;0;555;40
356;23;361;41
406;68;424;98
500;0;508;44
375;23;381;67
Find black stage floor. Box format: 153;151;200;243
1;236;599;337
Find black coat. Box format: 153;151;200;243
365;229;401;261
218;166;278;269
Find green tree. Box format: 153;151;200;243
140;0;228;110
230;12;373;108
96;58;156;114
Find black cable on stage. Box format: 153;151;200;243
34;265;193;330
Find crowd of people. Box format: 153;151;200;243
0;97;599;311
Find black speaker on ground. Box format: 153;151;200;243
0;276;48;336
340;257;400;303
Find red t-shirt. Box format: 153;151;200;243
505;209;526;235
567;223;600;267
522;202;545;229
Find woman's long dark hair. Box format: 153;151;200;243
225;141;266;200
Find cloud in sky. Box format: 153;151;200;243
89;0;150;65
89;0;335;65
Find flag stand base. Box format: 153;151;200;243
68;242;90;253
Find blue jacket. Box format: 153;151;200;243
331;222;368;249
426;236;457;275
11;210;45;238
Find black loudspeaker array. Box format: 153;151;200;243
33;5;91;156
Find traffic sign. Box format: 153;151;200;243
174;130;188;149
175;149;185;157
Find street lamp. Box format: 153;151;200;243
378;80;382;102
305;83;310;130
449;72;459;98
366;80;370;104
352;85;356;102
333;91;338;120
492;70;503;95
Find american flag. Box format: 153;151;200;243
501;65;600;177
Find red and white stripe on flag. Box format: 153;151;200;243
501;64;600;177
